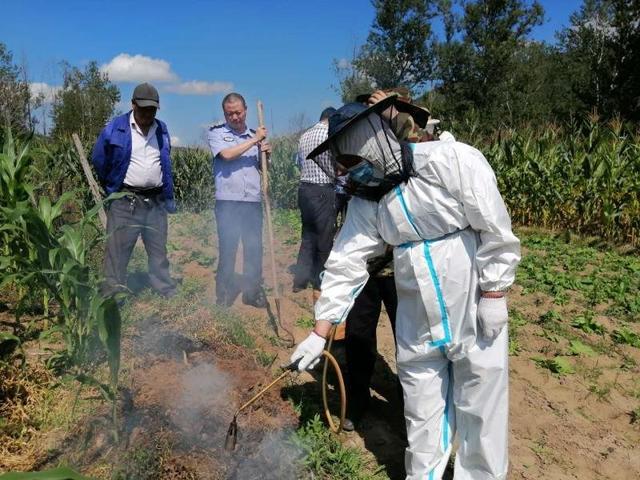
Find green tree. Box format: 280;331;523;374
336;0;439;101
51;61;120;142
435;0;545;126
559;0;640;121
0;42;39;134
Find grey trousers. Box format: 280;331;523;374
102;194;176;297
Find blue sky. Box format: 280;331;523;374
4;0;581;145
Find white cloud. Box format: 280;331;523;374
336;58;351;69
100;53;178;83
164;80;233;95
29;82;61;104
171;135;181;146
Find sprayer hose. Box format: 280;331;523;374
321;326;347;434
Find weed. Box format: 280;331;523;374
620;354;637;371
630;407;640;425
256;350;277;367
509;338;522;356
588;383;612;402
580;364;603;382
532;356;575;375
112;438;171;480
184;249;215;267
517;231;640;323
296;315;315;329
611;327;640;348
538;309;562;326
293;414;388;479
568;340;596;356
571;312;605;335
530;437;553;462
539;330;562;343
212;307;255;349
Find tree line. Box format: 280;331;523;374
0;44;119;144
1;0;638;144
336;0;640;129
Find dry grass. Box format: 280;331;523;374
0;361;53;471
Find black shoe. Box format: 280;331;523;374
292;281;308;293
242;289;267;308
342;417;356;432
216;293;227;307
160;288;177;299
217;282;241;307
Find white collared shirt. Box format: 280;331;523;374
124;112;163;188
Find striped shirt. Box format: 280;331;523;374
297;122;334;184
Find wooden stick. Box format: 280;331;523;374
72;133;107;230
257;101;282;321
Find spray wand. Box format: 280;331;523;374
224;327;346;451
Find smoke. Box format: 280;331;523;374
229;428;304;480
171;362;232;434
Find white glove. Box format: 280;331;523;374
290;332;326;372
477;296;508;341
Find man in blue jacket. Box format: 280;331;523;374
92;82;177;298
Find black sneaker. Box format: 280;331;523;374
242;289;268;308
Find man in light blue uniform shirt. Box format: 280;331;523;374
207;92;271;307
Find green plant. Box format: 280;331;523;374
611;327;640;348
532;356;575;375
0;332;22;362
111;442;169;480
172;147;214;212
509;338;522;356
256;350;277;367
0;129;122;438
269;135;300;210
296;315;315;329
293;415;387;479
568;340;596;356
571;312;605;335
630;407;640;425
212;307;255;349
0;466;90;479
588;383;612;402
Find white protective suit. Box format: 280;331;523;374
315;139;521;479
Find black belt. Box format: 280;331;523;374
122;185;163;196
300;182;334;187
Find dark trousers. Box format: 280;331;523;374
215;200;263;300
294;183;336;289
103;194;176;296
345;275;398;414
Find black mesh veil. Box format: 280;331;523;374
310;105;415;201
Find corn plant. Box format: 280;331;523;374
0;128;121;438
268;133;300;209
172;146;214;212
454;115;640;246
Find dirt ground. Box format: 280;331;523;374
168;212;639;480
2;212;639;479
133;214;640;479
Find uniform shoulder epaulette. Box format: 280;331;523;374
209;121;226;130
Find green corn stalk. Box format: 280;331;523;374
1;127;123;440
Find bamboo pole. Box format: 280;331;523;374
72;133;107;230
